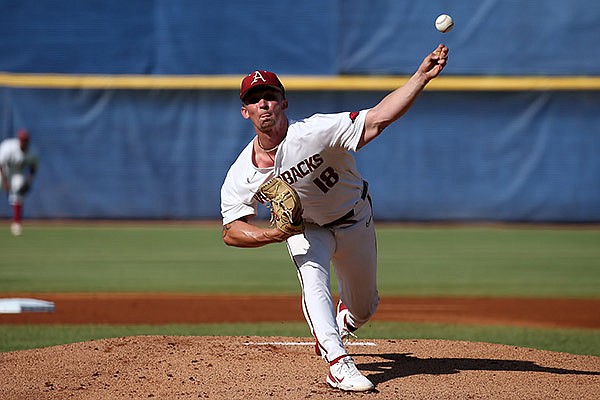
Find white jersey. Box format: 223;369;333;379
0;138;38;177
221;109;370;226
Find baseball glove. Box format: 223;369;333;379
256;177;305;236
17;182;30;196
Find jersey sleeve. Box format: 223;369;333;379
0;142;8;165
305;109;370;152
220;140;275;225
220;172;258;225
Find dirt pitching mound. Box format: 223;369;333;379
1;336;598;400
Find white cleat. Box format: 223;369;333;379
10;222;22;236
326;356;374;392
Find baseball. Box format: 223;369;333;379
435;14;454;33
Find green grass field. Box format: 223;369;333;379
1;222;599;354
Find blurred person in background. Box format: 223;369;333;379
0;129;38;236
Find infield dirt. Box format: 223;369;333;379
1;294;599;399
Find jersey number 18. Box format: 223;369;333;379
313;166;339;193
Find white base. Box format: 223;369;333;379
0;298;55;313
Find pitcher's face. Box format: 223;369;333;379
241;88;288;131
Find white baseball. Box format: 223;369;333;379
435;14;454;33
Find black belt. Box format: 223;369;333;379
322;181;369;228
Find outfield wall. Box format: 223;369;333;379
1;1;597;75
0;1;598;222
1;87;597;222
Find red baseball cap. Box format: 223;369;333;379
240;70;285;101
17;129;30;141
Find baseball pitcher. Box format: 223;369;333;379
221;44;449;391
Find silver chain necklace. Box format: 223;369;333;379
256;136;279;153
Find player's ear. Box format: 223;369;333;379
240;106;250;119
282;99;288;110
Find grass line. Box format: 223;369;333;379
1;322;598;356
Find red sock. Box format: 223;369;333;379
13;203;22;223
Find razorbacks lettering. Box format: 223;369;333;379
280;153;324;185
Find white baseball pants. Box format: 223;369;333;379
286;193;379;363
